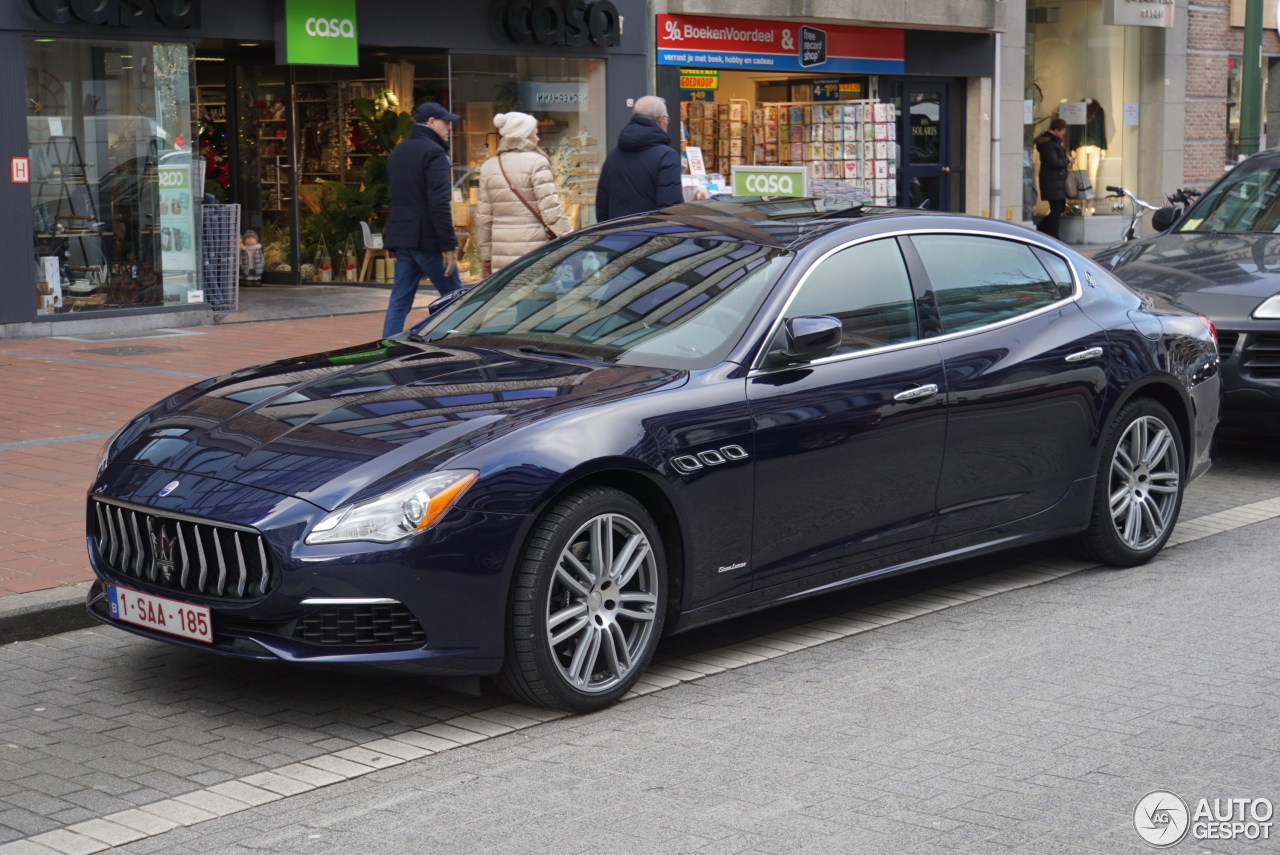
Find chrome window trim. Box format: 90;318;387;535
748;228;1083;376
90;495;262;534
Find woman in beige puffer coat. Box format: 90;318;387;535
476;112;572;276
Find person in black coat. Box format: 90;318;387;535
382;102;464;337
1035;118;1072;240
596;96;683;221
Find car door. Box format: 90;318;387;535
748;237;948;591
903;233;1110;540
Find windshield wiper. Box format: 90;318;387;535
517;344;591;360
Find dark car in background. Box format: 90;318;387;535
1095;150;1280;429
86;199;1219;711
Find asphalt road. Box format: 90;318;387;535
1;439;1278;855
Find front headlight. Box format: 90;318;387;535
305;469;479;545
1253;294;1280;318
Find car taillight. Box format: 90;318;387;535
1198;313;1218;345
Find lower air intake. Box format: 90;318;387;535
293;604;427;646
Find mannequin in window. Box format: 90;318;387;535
1069;98;1106;214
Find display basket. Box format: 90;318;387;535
200;203;241;312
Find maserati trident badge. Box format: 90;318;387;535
149;522;178;584
158;480;179;497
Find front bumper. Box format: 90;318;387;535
1217;328;1280;427
88;464;531;675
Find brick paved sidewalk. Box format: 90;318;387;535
0;312;406;596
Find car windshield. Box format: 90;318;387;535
1178;159;1280;233
414;233;791;369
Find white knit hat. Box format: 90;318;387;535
493;112;538;141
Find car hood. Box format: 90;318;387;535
108;340;682;511
1094;231;1280;322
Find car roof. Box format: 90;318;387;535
580;197;995;250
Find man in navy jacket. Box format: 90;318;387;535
382;102;463;337
596;96;682;222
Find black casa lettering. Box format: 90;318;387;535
531;0;564;45
117;0;154;26
562;0;587;47
493;0;618;47
585;0;618;46
28;0;199;28
68;0;113;24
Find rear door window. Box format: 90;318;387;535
910;235;1066;334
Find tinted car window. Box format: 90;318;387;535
779;238;918;356
1177;158;1280;233
1031;247;1075;298
912;235;1063;333
417;234;791;370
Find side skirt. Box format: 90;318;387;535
666;475;1096;636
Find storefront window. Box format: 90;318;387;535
27;39;195;314
450;55;607;278
1026;0;1141;221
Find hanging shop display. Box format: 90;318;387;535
659;13;906;206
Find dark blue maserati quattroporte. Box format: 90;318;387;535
87;199;1220;710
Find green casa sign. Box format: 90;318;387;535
276;0;359;66
731;165;808;197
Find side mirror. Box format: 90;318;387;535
1151;205;1178;233
427;288;467;316
768;315;843;366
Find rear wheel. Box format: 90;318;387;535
1077;398;1184;566
496;487;666;711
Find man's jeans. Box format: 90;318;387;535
382;248;463;338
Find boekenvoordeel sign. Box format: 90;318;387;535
27;0;200;28
491;0;621;47
276;0;358;66
657;13;903;74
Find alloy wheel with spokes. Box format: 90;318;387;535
545;513;659;694
1078;398;1185;566
498;487;667;711
1108;415;1180;550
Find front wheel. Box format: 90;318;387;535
1077;398;1185;566
496;487;667;712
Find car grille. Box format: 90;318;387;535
1240;333;1280;379
293;605;427;646
90;498;276;602
1217;330;1240;358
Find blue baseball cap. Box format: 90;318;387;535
414;102;460;123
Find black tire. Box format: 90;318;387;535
1076;397;1185;567
495;487;667;712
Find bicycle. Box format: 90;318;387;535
1105;185;1201;242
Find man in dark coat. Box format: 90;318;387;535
596;96;683;221
382;101;463;337
1035;118;1072;240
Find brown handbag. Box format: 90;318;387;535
496;152;557;241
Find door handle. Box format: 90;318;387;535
1065;347;1104;363
893;383;939;402
941;166;951;174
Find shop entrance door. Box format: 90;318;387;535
899;81;957;211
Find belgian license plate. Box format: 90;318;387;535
108;585;212;643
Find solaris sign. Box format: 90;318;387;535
277;0;358;66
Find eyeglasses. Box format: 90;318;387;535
657;115;669;123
